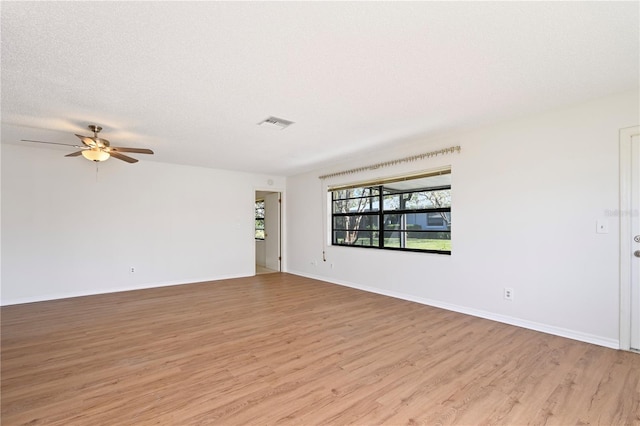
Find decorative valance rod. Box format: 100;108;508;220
319;145;461;180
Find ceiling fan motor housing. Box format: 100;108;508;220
88;125;102;134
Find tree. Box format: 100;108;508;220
407;189;451;228
334;188;375;245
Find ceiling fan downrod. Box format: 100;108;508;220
88;124;102;138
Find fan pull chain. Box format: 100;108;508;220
96;163;99;182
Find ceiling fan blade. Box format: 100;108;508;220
110;147;154;154
65;150;85;157
22;139;84;148
109;151;138;163
74;134;96;147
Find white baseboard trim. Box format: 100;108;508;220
289;270;620;350
3;270;621;350
0;273;249;306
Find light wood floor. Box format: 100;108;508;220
2;273;639;425
256;265;278;275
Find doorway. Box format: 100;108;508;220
620;126;640;351
255;191;281;274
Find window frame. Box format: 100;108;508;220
330;175;451;255
255;199;265;240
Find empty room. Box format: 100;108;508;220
1;2;639;425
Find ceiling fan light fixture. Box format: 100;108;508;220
82;148;110;162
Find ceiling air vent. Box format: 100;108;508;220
258;116;294;130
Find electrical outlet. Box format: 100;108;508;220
130;267;135;273
504;287;514;301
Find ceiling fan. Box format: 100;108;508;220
21;125;154;163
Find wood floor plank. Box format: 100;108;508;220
2;273;639;425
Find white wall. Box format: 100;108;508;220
286;91;639;348
0;142;285;304
255;240;266;267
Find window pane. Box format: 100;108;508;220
403;189;451;209
332;187;379;200
383;194;400;210
406;212;451;231
332;189;348;200
255;200;265;218
405;231;451;251
383;231;451;251
255;217;265;240
333;215;379;231
333;230;379;246
383;231;401;247
385;213;451;232
383;214;402;228
333;197;379;213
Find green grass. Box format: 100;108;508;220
336;238;451;251
387;238;451;251
409;239;451;251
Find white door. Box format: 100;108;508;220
264;192;281;271
630;134;639;350
620;126;640;351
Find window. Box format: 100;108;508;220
255;200;265;239
330;170;451;254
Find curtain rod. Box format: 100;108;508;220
319;145;461;180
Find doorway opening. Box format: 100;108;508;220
255;191;281;275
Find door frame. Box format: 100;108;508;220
254;189;284;273
619;125;639;351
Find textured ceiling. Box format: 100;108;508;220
2;1;638;176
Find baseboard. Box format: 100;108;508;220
4;270;621;350
0;273;249;306
288;269;620;350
